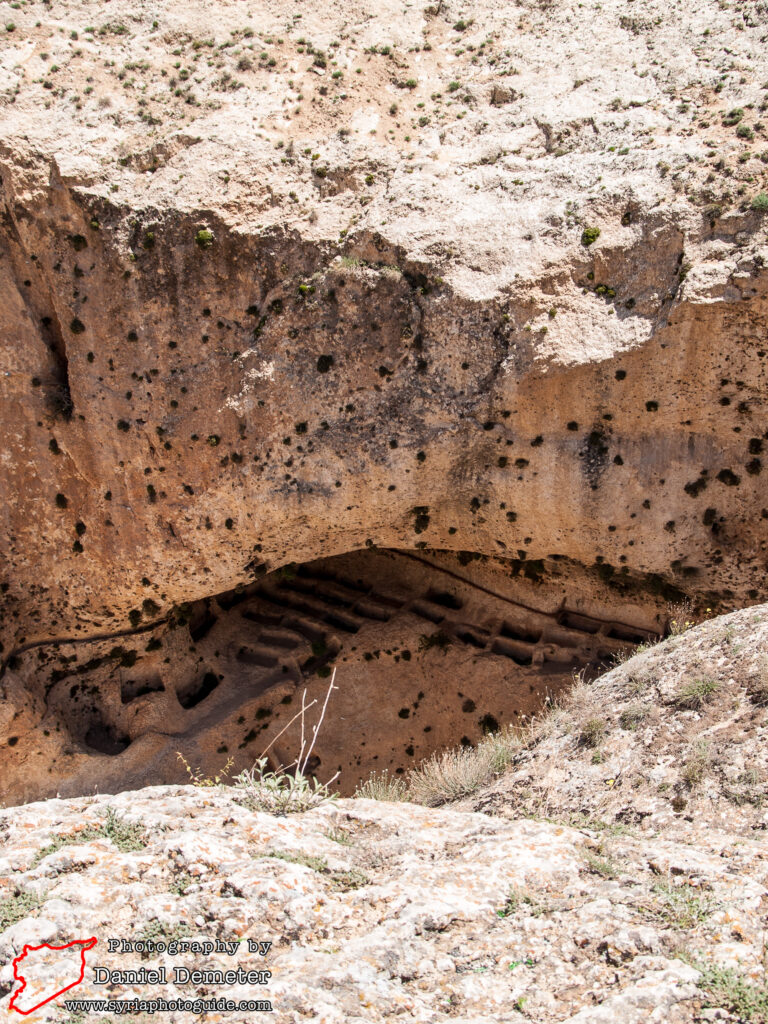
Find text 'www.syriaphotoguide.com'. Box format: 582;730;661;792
63;996;273;1014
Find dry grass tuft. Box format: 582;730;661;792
355;770;408;802
407;725;521;807
672;677;719;710
681;740;711;789
746;656;768;707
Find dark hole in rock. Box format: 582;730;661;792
84;723;130;756
120;675;165;704
189;602;218;642
177;669;220;709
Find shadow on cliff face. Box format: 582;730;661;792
1;193;767;666
0;545;690;806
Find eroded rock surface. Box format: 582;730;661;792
1;0;768;799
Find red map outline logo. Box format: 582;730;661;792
10;937;97;1015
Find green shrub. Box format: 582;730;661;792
723;107;744;125
751;192;768;212
697;963;768;1022
195;228;214;249
581;226;600;246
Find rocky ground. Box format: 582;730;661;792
1;606;767;1022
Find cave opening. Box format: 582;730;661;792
4;546;667;803
124;546;661;797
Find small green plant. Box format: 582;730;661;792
672;677;719;710
235;673;339;814
497;887;546;918
258;851;369;890
724;768;765;807
508;957;535;970
168;870;194;895
648;880;719;928
723;107;744;126
581;226;600;246
137;920;193;958
566;814;634;837
328;868;370;891
582;849;617;878
262;850;328;872
195;228;214;249
177;752;234;786
497;892;518;918
747;657;768;706
324;827;353;845
0;890;41;930
578;717;607;748
33;808;147;865
619;704;647;730
751;192;768;212
236;755;338;814
697;963;768;1021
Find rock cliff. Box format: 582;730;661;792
1;0;767;798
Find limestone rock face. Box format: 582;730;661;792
1;0;768;800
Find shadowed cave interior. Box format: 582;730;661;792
3;546;680;803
